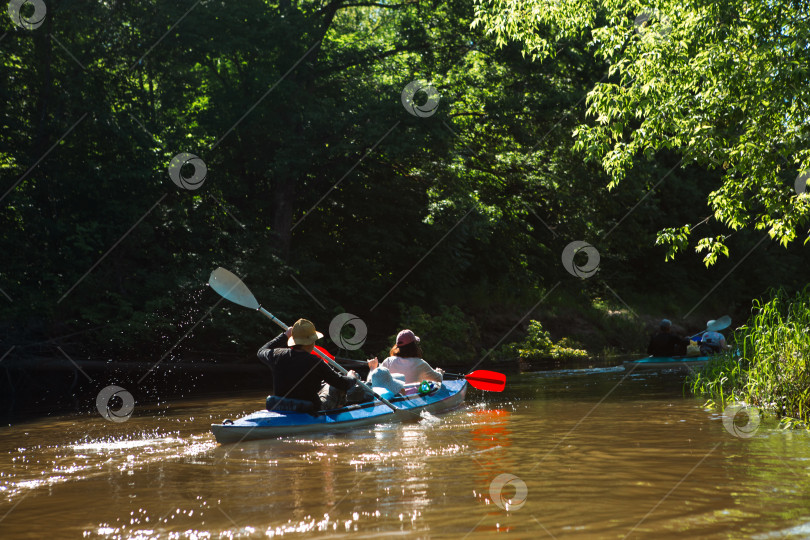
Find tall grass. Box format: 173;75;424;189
689;287;810;427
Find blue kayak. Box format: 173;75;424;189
211;379;468;443
623;356;710;371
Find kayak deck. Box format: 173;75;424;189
211;379;467;444
623;356;710;371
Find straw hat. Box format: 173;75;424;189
287;318;324;346
369;367;405;395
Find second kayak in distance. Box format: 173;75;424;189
623;356;711;372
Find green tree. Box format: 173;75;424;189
472;0;810;264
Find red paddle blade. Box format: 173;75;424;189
312;345;335;362
465;370;506;392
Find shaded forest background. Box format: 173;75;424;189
1;0;808;373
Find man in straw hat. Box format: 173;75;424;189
258;318;359;410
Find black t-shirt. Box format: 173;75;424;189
647;332;688;357
257;333;356;405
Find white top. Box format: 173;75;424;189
381;356;443;384
702;331;726;347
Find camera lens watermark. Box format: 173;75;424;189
401;80;440;118
634;9;671;37
561;240;600;278
328;313;367;350
722;403;760;438
489;473;527;511
7;0;46;30
633;10;654;29
96;385;135;423
795;171;809;196
168;152;207;190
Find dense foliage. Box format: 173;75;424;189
1;0;807;371
473;0;810;264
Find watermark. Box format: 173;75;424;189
722;403;760;438
489;473;527;511
561;240;600;278
795;171;809;196
633;10;652;28
0;346;14;363
96;385;135;423
168;152;207;190
634;9;671;38
401;80;440;118
8;0;46;30
329;312;367;350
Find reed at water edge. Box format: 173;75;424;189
688;287;810;428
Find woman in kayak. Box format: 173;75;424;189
367;329;444;386
699;326;728;355
258;318;359;410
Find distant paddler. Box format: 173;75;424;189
647;319;689;357
697;320;729;355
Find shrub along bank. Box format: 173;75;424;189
689;288;810;428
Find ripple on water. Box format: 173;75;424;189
1;432;218;502
3;376;810;539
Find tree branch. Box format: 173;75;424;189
337;1;417;8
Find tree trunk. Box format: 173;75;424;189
271;175;295;259
269;0;346;259
31;3;56;244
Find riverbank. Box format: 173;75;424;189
0;354;518;425
1;288;726;424
689;288;810;428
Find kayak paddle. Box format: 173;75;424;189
690;315;731;341
331;356;506;392
442;370;506;392
207;267;418;419
205;267;334;360
312;346;335;362
332;357;507;392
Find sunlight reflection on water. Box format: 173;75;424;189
1;373;810;538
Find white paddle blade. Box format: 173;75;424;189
208;268;260;310
707;315;731;332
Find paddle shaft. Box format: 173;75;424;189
259;307;287;329
689;315;732;341
335;359;505;392
689;330;708;341
333;356;368;366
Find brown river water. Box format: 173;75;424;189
2;365;810;539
